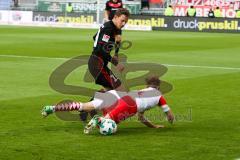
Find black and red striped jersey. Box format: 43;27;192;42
92;21;121;66
105;0;123;20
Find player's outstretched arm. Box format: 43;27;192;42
165;109;174;124
114;35;121;57
159;96;174;124
138;112;164;128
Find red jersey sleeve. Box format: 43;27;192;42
158;96;167;106
158;96;170;112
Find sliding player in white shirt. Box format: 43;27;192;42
42;76;174;132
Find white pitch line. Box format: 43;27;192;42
1;54;240;71
162;64;240;70
0;54;67;60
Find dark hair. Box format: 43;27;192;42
115;8;130;17
145;76;161;88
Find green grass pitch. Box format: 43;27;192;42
0;26;240;160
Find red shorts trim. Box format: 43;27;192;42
106;96;137;123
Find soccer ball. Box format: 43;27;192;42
99;118;117;135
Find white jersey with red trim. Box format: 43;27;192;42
93;88;168;112
129;87;168;113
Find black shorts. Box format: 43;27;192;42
88;55;121;89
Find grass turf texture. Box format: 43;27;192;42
0;26;240;160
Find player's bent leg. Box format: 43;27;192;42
79;111;88;123
42;100;100;115
79;89;106;122
42;100;83;117
80;101;99;123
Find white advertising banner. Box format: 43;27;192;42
0;11;10;22
0;10;151;31
0;11;33;24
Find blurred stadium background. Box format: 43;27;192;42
0;0;240;32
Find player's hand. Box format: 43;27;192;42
154;124;165;128
116;63;124;72
166;110;174;124
112;55;119;62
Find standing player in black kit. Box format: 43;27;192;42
89;8;129;91
105;0;123;21
79;8;130;122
